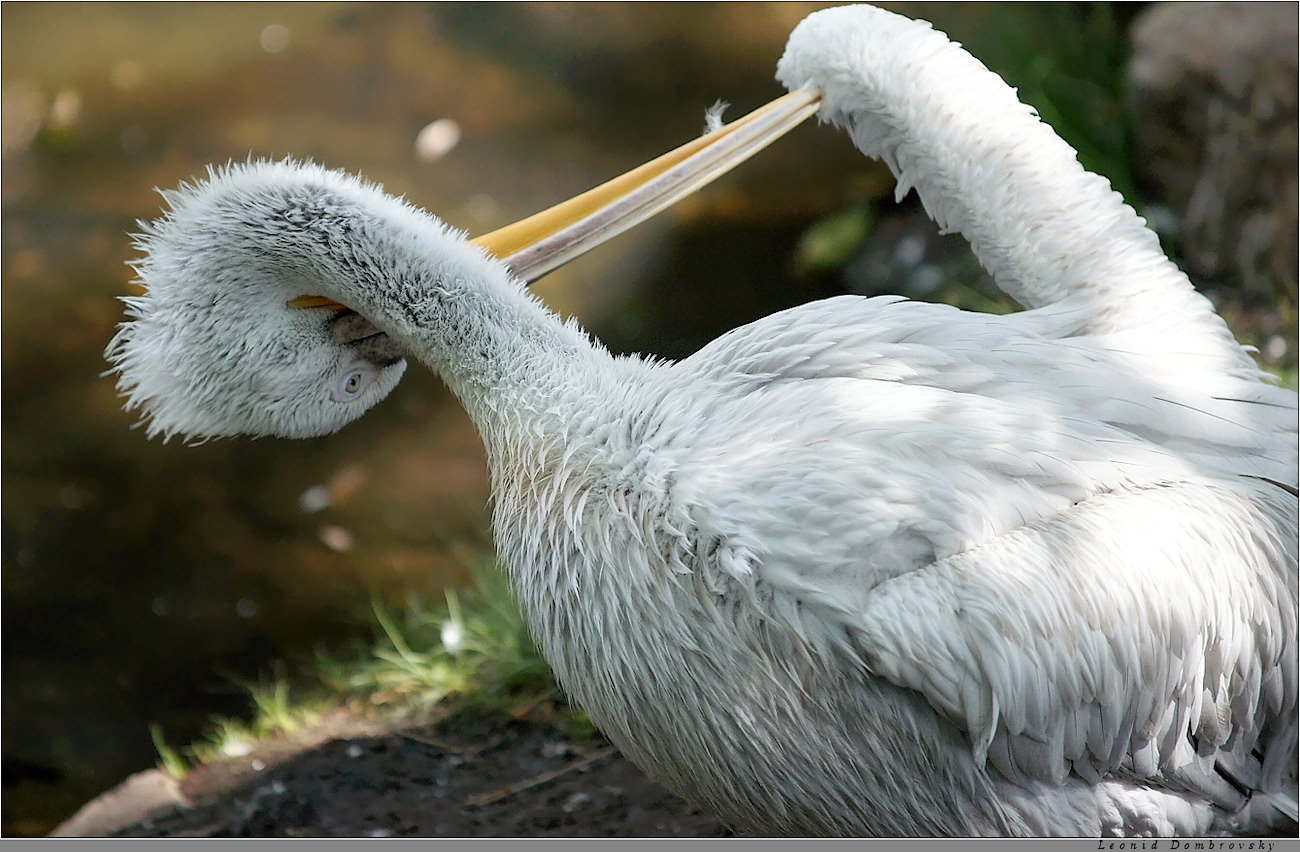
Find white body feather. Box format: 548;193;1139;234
106;4;1298;837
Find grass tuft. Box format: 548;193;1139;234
149;557;567;777
317;560;558;716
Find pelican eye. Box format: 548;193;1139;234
331;363;378;402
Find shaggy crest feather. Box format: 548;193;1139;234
105;5;1296;837
105;159;415;441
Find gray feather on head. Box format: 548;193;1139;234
104;160;408;443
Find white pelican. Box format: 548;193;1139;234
105;5;1297;837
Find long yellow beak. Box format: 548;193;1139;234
474;89;820;283
289;88;819;310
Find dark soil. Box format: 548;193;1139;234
68;707;733;838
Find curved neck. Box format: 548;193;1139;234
777;6;1252;370
270;173;598;430
381;257;592;428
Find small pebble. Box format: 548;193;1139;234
222;740;253;758
540;741;570;758
562;791;591;813
260;24;290;54
415;118;461;162
318;524;353;552
298;484;331;513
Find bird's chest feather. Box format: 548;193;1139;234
488;427;744;677
481;385;1054;713
485;423;1020;833
483;371;1142;678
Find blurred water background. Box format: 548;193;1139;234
3;2;1294;836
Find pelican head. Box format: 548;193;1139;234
105;92;819;443
106;162;411;441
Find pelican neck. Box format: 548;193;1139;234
409;267;598;428
318;211;598;429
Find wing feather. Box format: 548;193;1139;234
673;292;1296;812
685;296;1297;489
852;478;1297;799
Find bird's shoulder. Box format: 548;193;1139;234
680;294;1039;390
670;293;1297;487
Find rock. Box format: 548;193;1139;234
50;769;188;837
1127;1;1299;301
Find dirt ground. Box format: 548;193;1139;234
59;704;1300;840
57;706;733;838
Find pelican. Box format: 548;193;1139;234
105;5;1297;837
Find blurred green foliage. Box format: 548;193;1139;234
148;558;572;777
318;560;558;716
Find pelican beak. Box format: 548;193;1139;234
474;89;821;284
289;88;820;311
